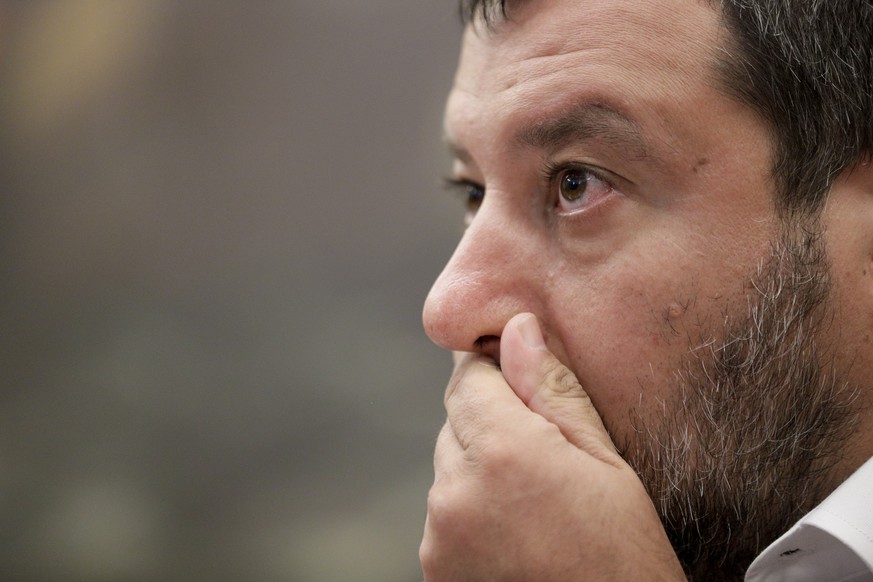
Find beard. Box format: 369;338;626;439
617;224;861;581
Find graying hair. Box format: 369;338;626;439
622;224;859;579
458;0;873;216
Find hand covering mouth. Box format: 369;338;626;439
474;335;501;369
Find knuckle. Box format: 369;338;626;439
443;371;462;407
425;483;448;518
542;360;584;398
418;539;437;579
425;482;465;533
422;483;475;578
443;360;480;407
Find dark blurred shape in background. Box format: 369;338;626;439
0;2;461;580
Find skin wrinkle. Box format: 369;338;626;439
470;0;873;214
427;0;873;579
470;0;722;86
515;103;652;164
450;16;773;217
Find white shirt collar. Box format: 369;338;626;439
745;456;873;582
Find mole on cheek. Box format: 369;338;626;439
666;302;685;321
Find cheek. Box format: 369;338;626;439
544;277;691;436
536;194;778;438
541;244;753;444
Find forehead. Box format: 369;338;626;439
446;0;727;152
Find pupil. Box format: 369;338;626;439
561;172;587;201
467;184;484;209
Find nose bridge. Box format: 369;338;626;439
423;203;538;351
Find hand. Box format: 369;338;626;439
420;313;685;581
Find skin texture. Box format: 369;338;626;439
421;0;873;578
422;314;685;580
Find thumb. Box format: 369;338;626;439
500;313;620;462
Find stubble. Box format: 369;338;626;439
619;224;861;581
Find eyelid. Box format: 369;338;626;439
542;160;616;190
442;176;482;191
442;176;485;198
543;160;621;216
442;176;485;214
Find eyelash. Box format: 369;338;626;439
443;177;485;214
443;161;615;216
542;160;610;187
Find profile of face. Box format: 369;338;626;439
423;0;872;574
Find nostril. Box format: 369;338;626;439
474;335;502;366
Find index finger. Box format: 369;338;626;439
444;352;529;451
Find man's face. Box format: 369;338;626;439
424;0;870;571
426;0;779;455
424;0;873;575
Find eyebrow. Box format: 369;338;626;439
516;102;651;160
445;102;655;165
445;138;472;165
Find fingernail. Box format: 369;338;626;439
517;313;546;350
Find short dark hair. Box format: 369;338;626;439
458;0;873;216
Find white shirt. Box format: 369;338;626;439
745;456;873;582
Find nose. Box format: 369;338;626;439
422;199;542;358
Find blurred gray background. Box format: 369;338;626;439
0;2;463;580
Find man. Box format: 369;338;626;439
419;0;873;579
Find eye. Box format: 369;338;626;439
444;178;485;215
555;166;614;213
463;182;485;213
